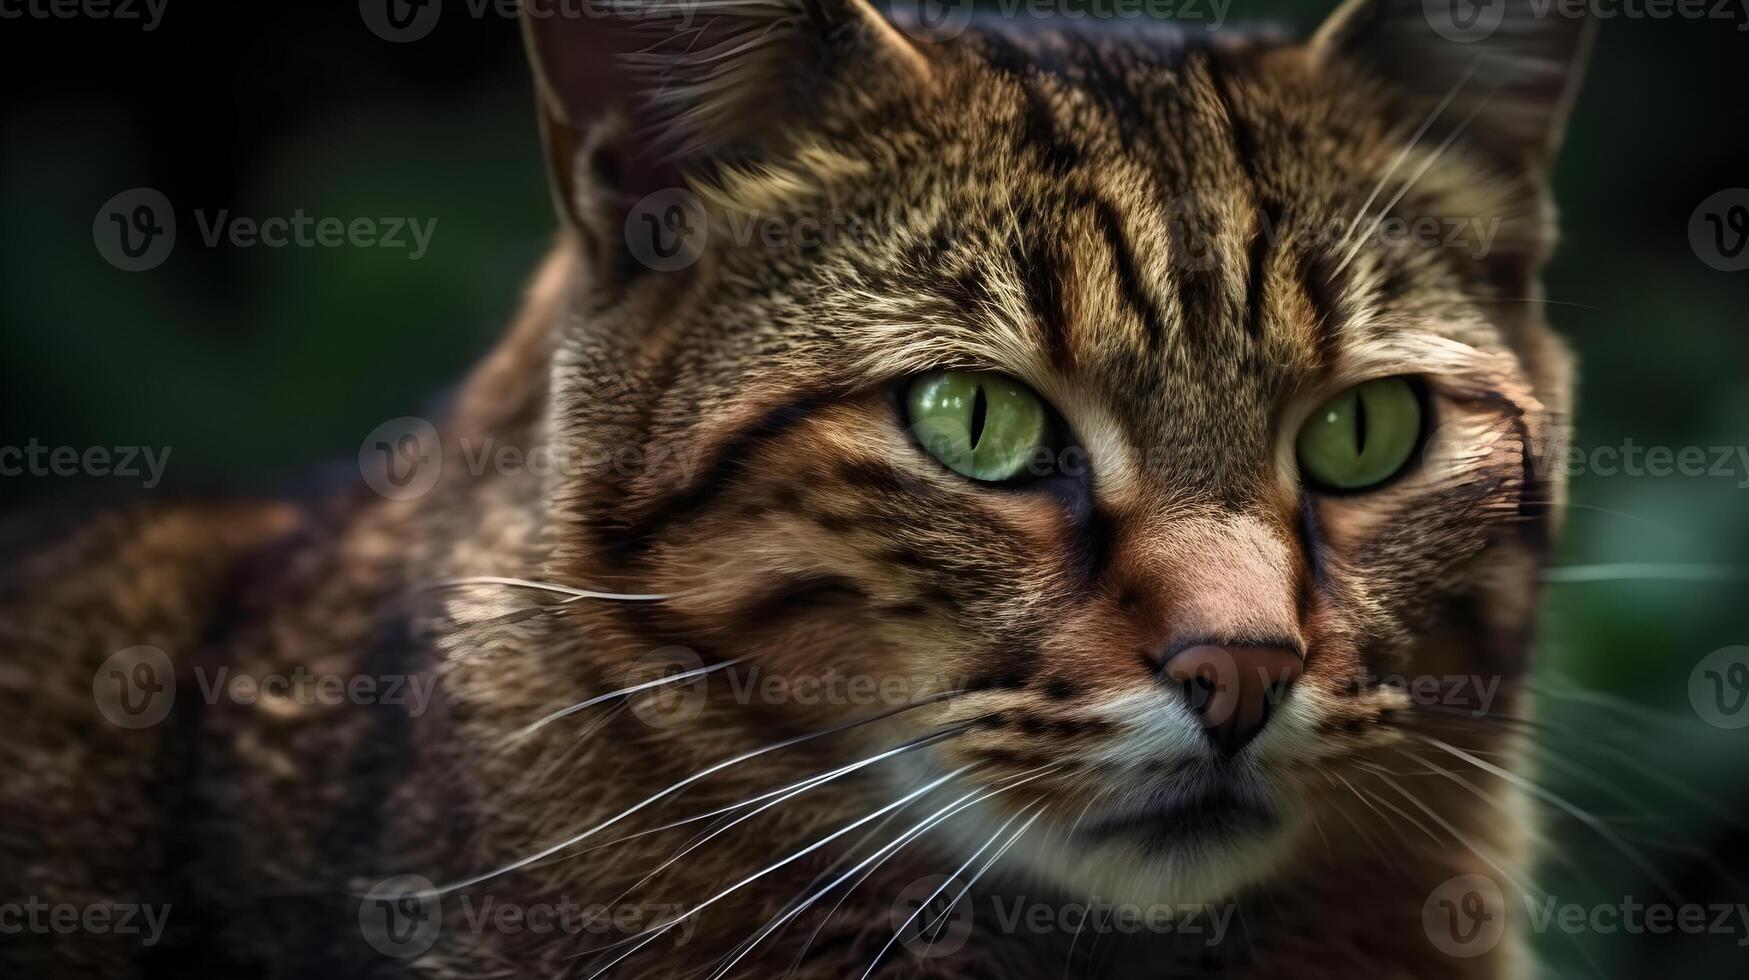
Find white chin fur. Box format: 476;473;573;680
1004;821;1302;907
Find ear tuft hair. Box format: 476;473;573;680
1311;0;1596;170
620;0;921;160
523;0;928;239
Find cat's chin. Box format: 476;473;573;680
1009;811;1302;908
1021;822;1294;910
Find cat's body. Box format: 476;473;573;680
3;2;1591;977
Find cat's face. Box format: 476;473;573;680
529;0;1587;905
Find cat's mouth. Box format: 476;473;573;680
1076;786;1279;852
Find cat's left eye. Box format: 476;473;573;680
905;371;1050;482
1295;377;1425;491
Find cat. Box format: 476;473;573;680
0;0;1593;976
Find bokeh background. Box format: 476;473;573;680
1;1;1744;975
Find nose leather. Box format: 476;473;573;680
1163;644;1304;757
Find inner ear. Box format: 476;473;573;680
520;0;932;258
1310;0;1596;171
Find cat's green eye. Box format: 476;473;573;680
1296;377;1424;491
906;371;1049;482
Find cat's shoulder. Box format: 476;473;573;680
0;496;310;975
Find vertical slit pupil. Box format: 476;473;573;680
969;384;988;448
1352;392;1368;457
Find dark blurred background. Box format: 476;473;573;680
1;1;1745;975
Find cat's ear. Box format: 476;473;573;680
1311;0;1596;169
521;0;930;255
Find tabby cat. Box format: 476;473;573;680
1;0;1593;976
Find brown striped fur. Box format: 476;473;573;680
3;1;1592;977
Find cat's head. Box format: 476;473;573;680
509;0;1590;904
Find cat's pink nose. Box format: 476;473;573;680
1163;644;1304;757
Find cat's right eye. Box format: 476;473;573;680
1295;377;1425;492
905;371;1051;483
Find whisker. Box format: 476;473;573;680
1341;774;1440;848
577;725;974;931
1334;70;1494;278
1540;563;1739;583
1408;733;1682;902
902;802;1048;973
1494;742;1749;895
1553;504;1683;536
507;702;634;849
859;801;1044;979
1059;886;1102;980
501;656;745;746
778;800;929;980
719;766;1060;980
567;733;955;864
1304;808;1336;865
1467;296;1606;312
1513;740;1681;831
427;688;974;896
1398;703;1749;835
579;767;973;979
417;575;674;601
1330;63;1477;274
1062;793;1104;845
1372;766;1539;898
1380;750;1608;898
1604;829;1749;894
1525;675;1702;728
1321;773;1397;869
1381;753;1611;980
